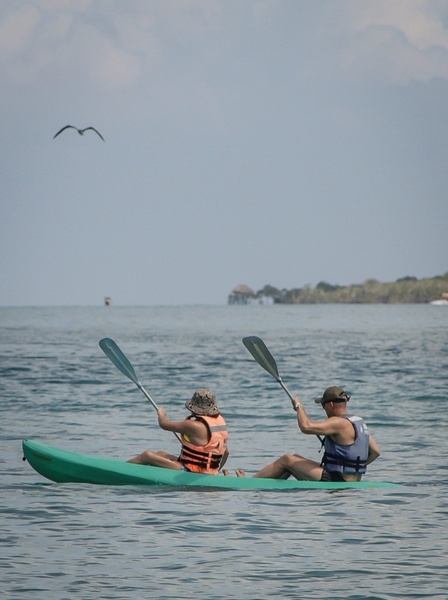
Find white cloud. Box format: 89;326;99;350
2;1;448;90
338;24;448;85
353;0;448;50
0;1;144;87
336;0;448;83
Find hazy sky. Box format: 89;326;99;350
1;0;447;306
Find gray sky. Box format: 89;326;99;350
1;0;447;306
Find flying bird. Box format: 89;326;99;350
53;125;105;141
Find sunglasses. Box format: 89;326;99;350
322;395;351;407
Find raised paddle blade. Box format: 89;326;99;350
243;336;325;446
242;336;281;382
99;338;141;387
99;338;179;441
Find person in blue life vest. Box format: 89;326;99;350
236;386;381;482
127;388;229;475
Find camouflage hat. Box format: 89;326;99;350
314;386;350;404
185;388;219;416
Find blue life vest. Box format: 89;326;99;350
321;414;370;475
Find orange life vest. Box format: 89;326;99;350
179;414;228;474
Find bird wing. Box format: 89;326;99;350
82;127;105;141
53;125;77;139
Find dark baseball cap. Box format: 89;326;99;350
314;386;350;404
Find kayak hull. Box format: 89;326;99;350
22;440;401;491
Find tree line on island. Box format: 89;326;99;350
228;273;448;304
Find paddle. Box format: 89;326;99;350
242;336;324;445
99;337;181;442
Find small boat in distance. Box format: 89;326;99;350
430;292;448;305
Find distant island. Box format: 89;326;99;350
228;274;448;305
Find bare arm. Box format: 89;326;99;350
294;398;381;464
367;436;381;464
157;408;209;445
294;399;351;438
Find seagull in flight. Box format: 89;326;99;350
53;125;105;141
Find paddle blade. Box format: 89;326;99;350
99;338;141;387
242;336;281;382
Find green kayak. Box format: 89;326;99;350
22;440;401;491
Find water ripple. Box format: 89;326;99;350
2;305;448;599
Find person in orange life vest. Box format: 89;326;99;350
236;386;381;482
127;388;229;474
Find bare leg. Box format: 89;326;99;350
235;467;289;478
127;449;182;470
248;454;324;481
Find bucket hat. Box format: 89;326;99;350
185;388;219;416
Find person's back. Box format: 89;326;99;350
236;385;380;482
179;412;229;474
127;388;229;475
321;413;370;481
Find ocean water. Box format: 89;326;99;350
1;304;448;599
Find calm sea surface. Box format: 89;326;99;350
1;305;448;599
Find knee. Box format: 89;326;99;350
283;453;302;467
275;453;294;467
139;450;154;462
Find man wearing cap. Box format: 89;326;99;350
127;388;229;474
237;386;380;482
